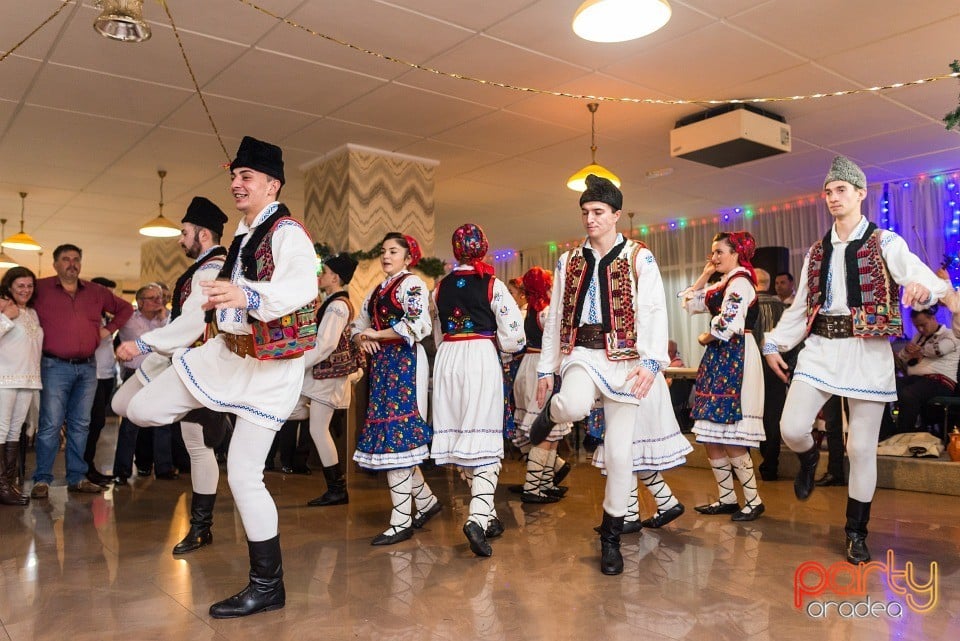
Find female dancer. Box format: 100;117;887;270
512;267;572;503
430;223;525;556
353;233;439;545
681;231;765;521
0;267;41;506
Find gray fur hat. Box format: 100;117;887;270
824;155;866;190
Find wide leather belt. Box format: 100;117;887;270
575;324;606;349
811;314;854;339
222;333;302;360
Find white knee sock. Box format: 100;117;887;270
729;453;762;511
467;463;501;529
384;468;414;535
707;457;738;507
523;447;550;496
639;471;680;514
625;474;640;524
410;465;437;515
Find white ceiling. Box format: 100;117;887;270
1;0;959;282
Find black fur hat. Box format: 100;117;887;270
579;174;622;211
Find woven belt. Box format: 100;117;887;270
811;314;854;339
223;333;303;360
575;324;606;349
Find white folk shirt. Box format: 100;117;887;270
764;216;950;401
897;324;960;383
172;202;319;430
538;235;670;405
0;307;42;389
133;246;225;384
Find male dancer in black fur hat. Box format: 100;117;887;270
124;136;318;617
115;196;229;555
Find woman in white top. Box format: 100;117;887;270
680;231;765;521
0;267;43;505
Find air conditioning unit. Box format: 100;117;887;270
670;104;791;168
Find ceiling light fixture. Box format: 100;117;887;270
139;170;181;238
567;102;621;192
572;0;671;43
2;193;41;252
0;219;18;269
94;0;152;43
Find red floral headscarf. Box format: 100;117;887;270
403;234;422;268
727;231;757;285
452;223;494;276
522;266;553;312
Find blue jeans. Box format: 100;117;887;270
34;357;98;485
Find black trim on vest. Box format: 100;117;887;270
579;237;627;333
204;204;292;323
316;290;349;323
172;246;227;321
817;220;877;309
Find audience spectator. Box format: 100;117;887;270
0;267;42;505
30;244;133;498
85;276;119;487
880;306;959;439
754;268;788;481
111;284;179;482
774;271;795;305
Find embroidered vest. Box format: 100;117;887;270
368;273;412;333
558;238;645;361
705;271;759;331
436;270;496;337
806;224;902;338
214;205;318;359
524;308;544;349
312;291;362;379
172;246;227;321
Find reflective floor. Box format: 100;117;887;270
1;428;959;641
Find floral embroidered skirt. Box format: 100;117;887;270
691;333;765;448
353;342;431;470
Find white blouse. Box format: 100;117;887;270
0;307;43;389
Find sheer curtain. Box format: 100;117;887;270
501;170;960;364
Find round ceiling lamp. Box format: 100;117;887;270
572;0;672;43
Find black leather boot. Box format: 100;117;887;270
844;498;872;565
308;465;349;506
183;407;231;449
598;512;624;575
794;444;820;501
173;492;215;554
528;402;555;446
209;535;285;618
1;442;28;506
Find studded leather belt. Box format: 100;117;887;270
810;314;854;339
575;324;606;349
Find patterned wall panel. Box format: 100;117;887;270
140;238;191;289
302;144;437;256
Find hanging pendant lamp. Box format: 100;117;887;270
2;193;41;251
0;219;18;269
94;0;151;43
566;102;621;192
139;170;181;238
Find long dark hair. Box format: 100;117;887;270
0;266;38;307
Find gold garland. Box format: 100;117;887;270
0;1;71;64
236;0;960;106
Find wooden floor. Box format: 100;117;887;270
1;423;958;641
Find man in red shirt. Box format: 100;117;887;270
30;244;132;498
